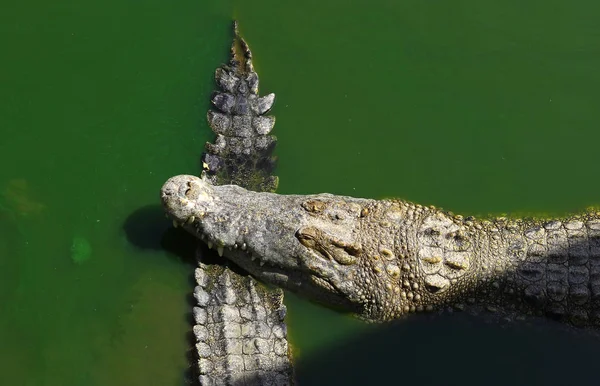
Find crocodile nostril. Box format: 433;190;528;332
177;180;191;197
185;181;194;198
183;179;203;200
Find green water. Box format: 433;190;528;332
2;0;600;385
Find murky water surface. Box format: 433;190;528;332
2;1;600;384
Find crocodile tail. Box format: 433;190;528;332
191;21;293;385
201;20;278;192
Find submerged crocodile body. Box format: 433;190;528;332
188;22;293;385
163;176;600;327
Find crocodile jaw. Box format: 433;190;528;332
161;175;297;263
161;174;362;310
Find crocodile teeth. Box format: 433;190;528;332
217;246;224;257
186;216;195;224
172;220;179;228
241;243;247;250
259;260;265;267
207;241;213;249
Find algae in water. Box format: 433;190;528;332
71;237;92;265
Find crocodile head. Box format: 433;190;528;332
161;174;373;314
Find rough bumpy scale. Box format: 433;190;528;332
193;263;291;386
163;176;600;327
188;21;293;385
201;22;278;193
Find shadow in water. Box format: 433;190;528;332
123;204;199;267
122;204;169;250
292;312;600;386
123;204;205;385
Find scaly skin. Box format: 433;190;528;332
192;262;291;386
163;176;600;327
188;22;293;386
201;22;277;193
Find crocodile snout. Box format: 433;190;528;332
161;175;214;227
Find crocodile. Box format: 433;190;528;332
186;22;293;386
162;175;600;327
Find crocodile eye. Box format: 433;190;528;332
295;227;318;243
301;200;327;214
331;250;358;266
296;232;312;249
296;227;360;266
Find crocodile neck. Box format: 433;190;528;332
476;216;600;325
365;202;600;326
